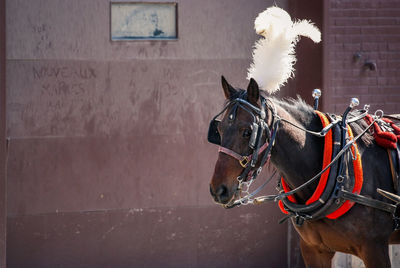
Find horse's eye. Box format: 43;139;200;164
243;129;252;138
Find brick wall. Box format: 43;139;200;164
324;0;400;114
325;2;400;266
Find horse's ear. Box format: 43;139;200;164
221;75;236;99
247;78;259;104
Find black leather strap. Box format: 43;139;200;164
340;188;397;214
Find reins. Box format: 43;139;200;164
210;95;400;227
278;110;369;138
210;95;395;214
213;95;365;207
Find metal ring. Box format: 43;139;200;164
374;109;384;119
236;176;243;182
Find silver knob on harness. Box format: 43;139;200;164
312;89;321;99
312;89;322;110
350;98;359;109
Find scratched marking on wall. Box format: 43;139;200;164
32;65;97;102
8;63;103;137
111;3;177;40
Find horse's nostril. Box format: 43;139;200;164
210;184;231;204
216;185;227;196
216;185;230;203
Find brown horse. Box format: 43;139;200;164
209;76;400;267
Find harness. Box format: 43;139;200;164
278;112;364;222
208;95;400;228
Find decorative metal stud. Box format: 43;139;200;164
312;89;322;110
350;98;359;109
312;89;321;99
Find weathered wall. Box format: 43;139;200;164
6;0;290;267
323;0;400;114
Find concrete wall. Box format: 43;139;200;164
6;0;290;267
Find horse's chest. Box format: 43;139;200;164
293;220;355;253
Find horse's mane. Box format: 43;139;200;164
227;89;374;146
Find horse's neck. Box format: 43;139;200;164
270;103;324;202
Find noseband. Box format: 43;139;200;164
208;95;280;207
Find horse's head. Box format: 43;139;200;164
209;76;270;207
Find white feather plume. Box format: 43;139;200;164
292;20;321;43
247;7;321;93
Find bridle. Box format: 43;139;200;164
208;94;280;207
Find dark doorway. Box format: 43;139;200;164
289;0;324;110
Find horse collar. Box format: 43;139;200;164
278;112;364;221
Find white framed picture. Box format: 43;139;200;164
111;2;178;40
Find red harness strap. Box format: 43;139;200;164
278;112;363;219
